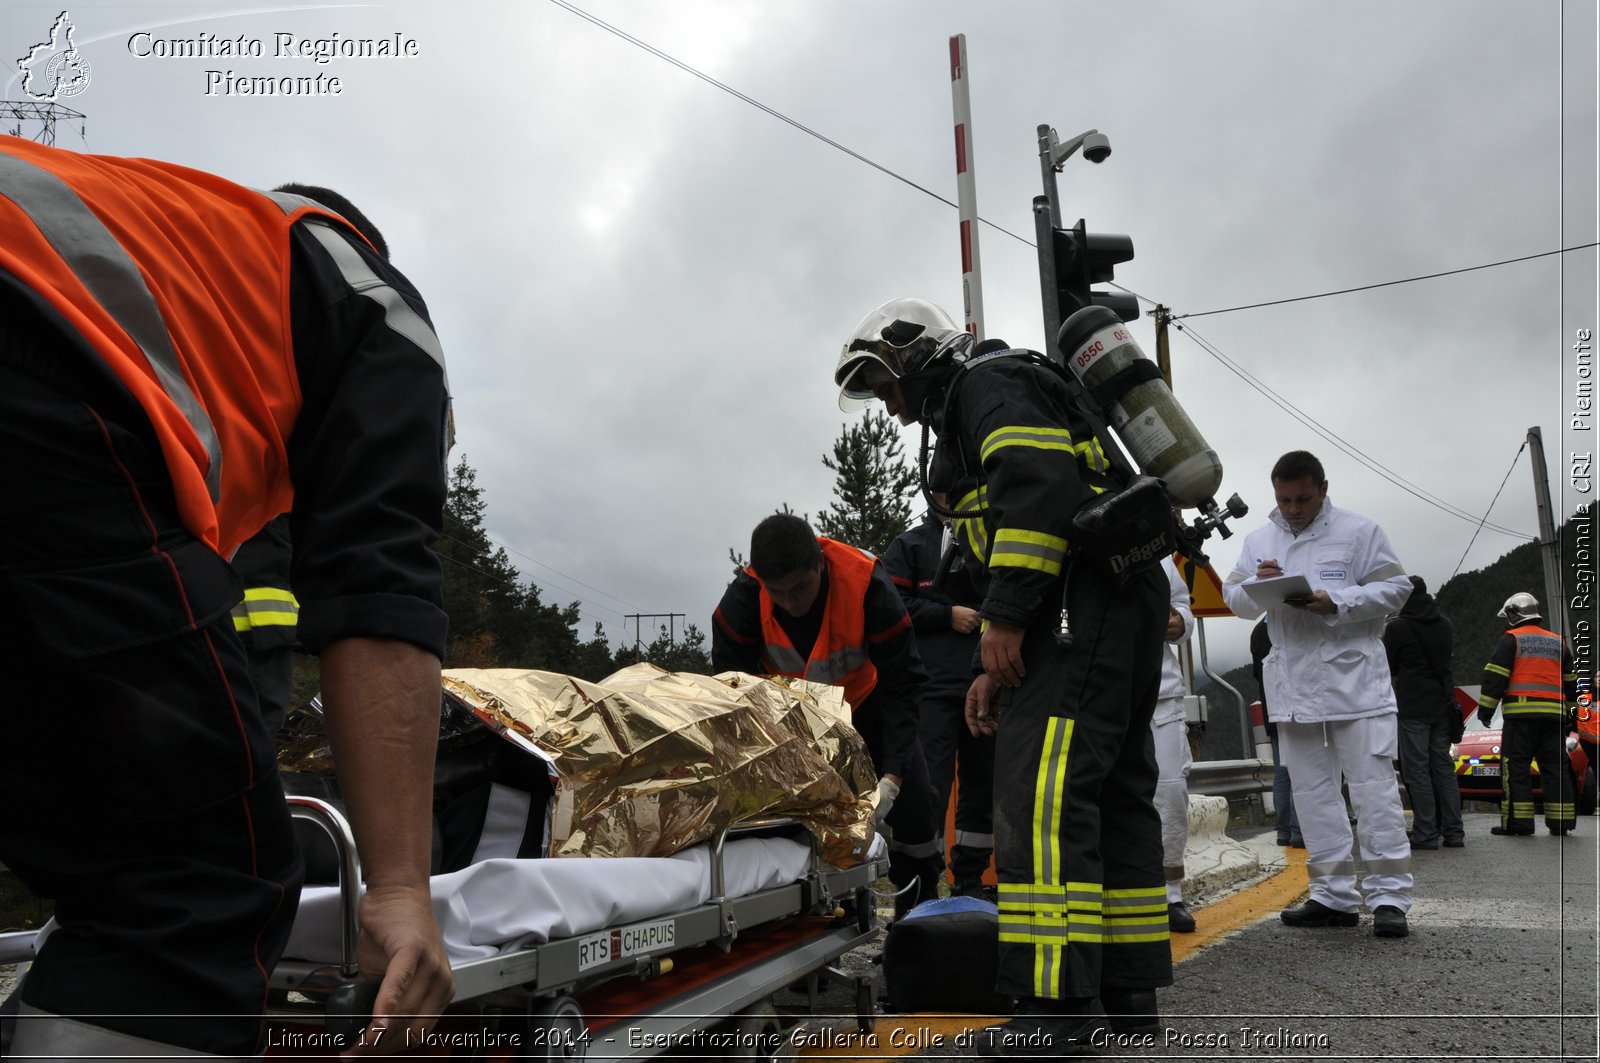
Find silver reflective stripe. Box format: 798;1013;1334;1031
0;149;222;500
763;645;807;675
890;836;944;859
1362;856;1413;875
299;219;449;387
952;829;994;848
1306;859;1359;879
804;645;869;685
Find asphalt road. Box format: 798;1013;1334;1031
791;809;1598;1062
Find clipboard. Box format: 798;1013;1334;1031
1240;573;1312;610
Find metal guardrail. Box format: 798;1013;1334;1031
1188;757;1274;798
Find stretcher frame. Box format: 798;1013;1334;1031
266;797;886;1059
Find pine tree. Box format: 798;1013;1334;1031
814;408;918;555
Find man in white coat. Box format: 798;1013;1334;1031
1153;558;1198;932
1222;451;1415;939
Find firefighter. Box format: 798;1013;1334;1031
1477;593;1578;835
835;298;1171;1055
0;137;453;1056
711;513;945;917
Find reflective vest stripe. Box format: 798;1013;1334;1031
230;586;299;631
0;148;223;500
298;220;449;385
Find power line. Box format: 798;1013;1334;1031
437;529;629;625
1175;243;1600;320
1172;320;1532;541
543;0;1039;246
545;0;1545;554
483;530;642;612
1448;443;1527;583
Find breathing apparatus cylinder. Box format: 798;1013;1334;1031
1056;306;1224;509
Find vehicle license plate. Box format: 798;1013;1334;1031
1474;765;1501;777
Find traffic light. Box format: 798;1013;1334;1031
1054;219;1139;323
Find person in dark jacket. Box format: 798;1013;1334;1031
712;514;944;915
0;141;452;1056
1382;576;1464;848
1251;620;1302;847
882;506;994;897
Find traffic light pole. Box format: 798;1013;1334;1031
1034;196;1063;364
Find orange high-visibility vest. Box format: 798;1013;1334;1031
1577;692;1599;742
755;537;879;709
1503;624;1568;717
0;135;365;556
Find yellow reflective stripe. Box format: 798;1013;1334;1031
1476;695;1498;710
1503;702;1566;715
1073;438;1111;474
231;587;299;631
1484;663;1511;677
1029;716;1074;997
980;425;1075;464
991;528;1069;576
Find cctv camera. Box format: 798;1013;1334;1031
1082;132;1112;164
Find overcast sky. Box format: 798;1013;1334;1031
5;0;1596;674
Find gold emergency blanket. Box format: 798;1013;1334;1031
440;664;879;865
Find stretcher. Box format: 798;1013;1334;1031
266;797;886;1060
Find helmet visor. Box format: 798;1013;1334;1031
836;350;899;411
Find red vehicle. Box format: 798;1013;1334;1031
1452;686;1594;813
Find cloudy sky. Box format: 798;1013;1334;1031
4;0;1595;674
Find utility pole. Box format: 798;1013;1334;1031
0;100;85;146
1527;426;1565;638
624;613;686;656
1154;305;1173;388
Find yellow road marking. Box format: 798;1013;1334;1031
800;844;1310;1059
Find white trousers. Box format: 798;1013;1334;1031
1279;715;1413;913
1151;701;1192;903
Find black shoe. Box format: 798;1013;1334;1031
1280;899;1358;927
1167;901;1196;933
1408;836;1440;850
1443;837;1465;848
1549;826;1572;836
1373;905;1409;938
1275;834;1291;845
1490;825;1535;836
1101;988;1159;1035
981;998;1106;1059
1288;835;1306;848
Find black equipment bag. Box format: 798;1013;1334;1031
882;896;1013;1014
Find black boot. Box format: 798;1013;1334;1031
981;996;1107;1059
1101;988;1160;1035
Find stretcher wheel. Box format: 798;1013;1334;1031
521;995;587;1060
723;1001;782;1063
854;979;876;1035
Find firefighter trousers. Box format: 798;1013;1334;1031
1501;715;1575;829
993;563;1170;1002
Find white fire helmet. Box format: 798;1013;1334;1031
834;298;970;417
1497;592;1542;624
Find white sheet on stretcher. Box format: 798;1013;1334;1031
284;834;875;966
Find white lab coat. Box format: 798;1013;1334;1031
1222;499;1412;725
1153;558;1196;896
